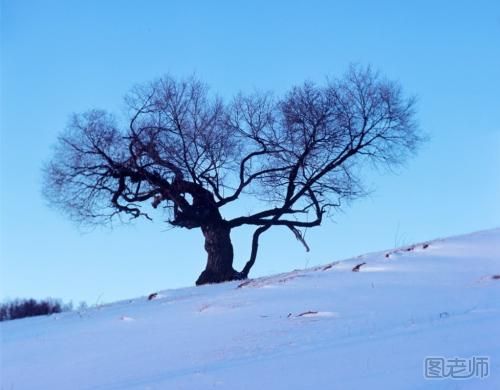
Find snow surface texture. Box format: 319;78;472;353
1;229;499;389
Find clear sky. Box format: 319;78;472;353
1;0;499;305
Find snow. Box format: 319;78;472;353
1;228;500;389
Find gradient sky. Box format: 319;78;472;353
1;0;499;305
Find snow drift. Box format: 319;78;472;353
1;228;499;389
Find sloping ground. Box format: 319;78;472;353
1;228;499;389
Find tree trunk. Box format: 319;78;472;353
196;223;244;285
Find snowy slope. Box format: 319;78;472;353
1;229;500;389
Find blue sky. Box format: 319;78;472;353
1;0;499;305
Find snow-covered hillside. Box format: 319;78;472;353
1;229;499;389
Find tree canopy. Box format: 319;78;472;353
43;65;422;284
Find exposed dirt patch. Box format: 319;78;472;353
238;274;307;288
148;293;159;301
297;310;318;317
352;262;366;272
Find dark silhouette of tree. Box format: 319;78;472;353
43;66;422;285
0;298;71;321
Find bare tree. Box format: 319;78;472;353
43;65;422;285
